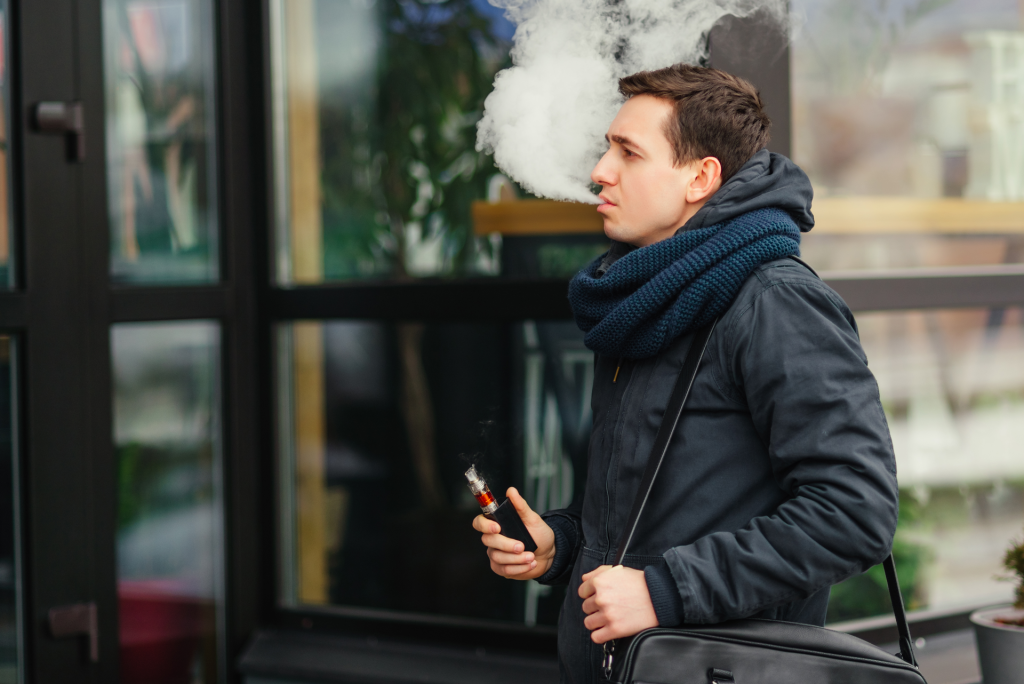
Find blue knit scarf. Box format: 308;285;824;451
568;207;801;359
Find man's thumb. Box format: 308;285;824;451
507;487;536;520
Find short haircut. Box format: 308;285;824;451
618;64;771;182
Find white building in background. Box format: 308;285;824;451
965;31;1024;201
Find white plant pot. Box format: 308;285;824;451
971;606;1024;684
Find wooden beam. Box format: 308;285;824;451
811;197;1024;234
471;198;1024;236
284;0;328;605
285;0;323;282
472;200;601;236
293;321;327;605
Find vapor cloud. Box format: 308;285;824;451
476;0;786;203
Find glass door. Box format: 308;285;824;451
7;0;261;681
101;0;227;680
13;0;118;680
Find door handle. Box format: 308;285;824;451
48;601;98;663
32;101;85;162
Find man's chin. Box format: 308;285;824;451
602;221;633;244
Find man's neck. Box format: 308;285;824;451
629;195;713;248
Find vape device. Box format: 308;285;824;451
464;465;538;552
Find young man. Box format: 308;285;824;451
473;64;899;683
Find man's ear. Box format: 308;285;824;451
686;157;723;203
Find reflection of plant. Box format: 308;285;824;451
538;244;609;278
826;489;928;623
320;0;511;279
119;442;144;528
117;441;215;529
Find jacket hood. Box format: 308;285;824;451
594;150;813;276
685;149;815;234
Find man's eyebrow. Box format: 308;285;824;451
606;133;643;152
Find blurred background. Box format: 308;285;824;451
2;0;1023;682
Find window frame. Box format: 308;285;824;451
242;2;1024;662
0;0;270;679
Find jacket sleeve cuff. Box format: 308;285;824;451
536;513;580;586
645;565;685;627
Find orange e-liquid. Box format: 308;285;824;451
465;465;499;519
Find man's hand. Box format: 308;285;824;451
473;487;555;580
579;565;658;643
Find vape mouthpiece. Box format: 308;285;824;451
465;465;499;518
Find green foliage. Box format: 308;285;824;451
1004;529;1024;610
119;442;144;529
117;441;215;530
826;489;928;623
319;0;511;279
537;244;608;278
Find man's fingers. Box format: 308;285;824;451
581;596;600;615
472;515;501;535
487;548;535;566
583;611;607;631
590;626;616;644
580;564;613;597
506;487;537;520
503;561;538;576
490;560;538;577
581;565;613;583
480;533;526;553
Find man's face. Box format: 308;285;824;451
592;95;716;247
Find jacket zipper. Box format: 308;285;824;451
603;357;635;560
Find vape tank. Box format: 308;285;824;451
464;465;537;552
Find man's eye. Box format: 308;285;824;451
623;148;636;157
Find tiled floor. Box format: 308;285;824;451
881;629;980;684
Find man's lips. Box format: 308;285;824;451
597;195;616;212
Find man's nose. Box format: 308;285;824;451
591;150;616;186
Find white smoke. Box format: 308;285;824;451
476;0;787;203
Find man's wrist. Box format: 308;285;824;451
644;565;684;627
535;553;554;577
537;514;578;584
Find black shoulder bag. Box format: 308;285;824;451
602;319;927;684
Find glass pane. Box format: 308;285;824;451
279;312;1024;626
276;320;591;625
0;4;12;289
113;322;222;683
270;0;528;284
828;307;1024;623
0;338;19;683
104;0;219;284
792;1;1024;272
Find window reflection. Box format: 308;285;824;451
112;322;222;683
0;338;18;683
791;0;1024;271
270;0;514;283
278;311;1024;626
828;307;1024;622
0;5;12;288
104;0;219;284
277;320;590;625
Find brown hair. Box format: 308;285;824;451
618;63;770;182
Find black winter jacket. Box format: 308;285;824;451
538;151;900;684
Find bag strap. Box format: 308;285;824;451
884;555;918;665
610;292;919;667
601;321;718;681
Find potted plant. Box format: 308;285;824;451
971;527;1024;684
